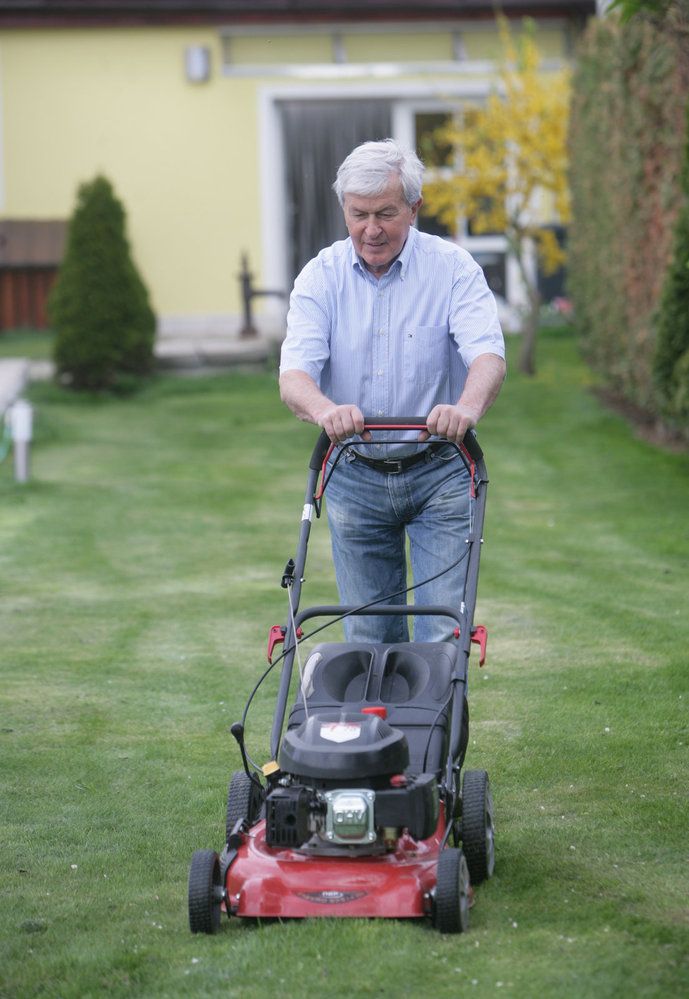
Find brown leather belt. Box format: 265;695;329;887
346;444;439;475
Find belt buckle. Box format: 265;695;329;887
384;459;403;474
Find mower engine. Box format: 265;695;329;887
265;712;439;852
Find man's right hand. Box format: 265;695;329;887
317;403;369;444
279;371;370;443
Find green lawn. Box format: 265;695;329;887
1;330;687;998
0;329;54;360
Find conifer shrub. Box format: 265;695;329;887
49;175;156;391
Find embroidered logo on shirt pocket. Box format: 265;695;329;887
403;325;450;388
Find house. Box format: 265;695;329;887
0;0;595;341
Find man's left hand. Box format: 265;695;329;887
419;404;480;445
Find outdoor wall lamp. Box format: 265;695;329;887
185;46;211;83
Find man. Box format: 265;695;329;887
280;139;505;643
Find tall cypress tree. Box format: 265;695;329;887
49;176;156;390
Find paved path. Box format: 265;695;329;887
0;331;276;413
0;358;30;415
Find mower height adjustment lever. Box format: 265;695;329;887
267;624;303;664
452;624;488;666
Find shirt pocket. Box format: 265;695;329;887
403;325;451;389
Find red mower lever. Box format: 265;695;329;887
471;625;488;666
267;624;303;664
452;624;488;666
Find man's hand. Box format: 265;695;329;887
318;403;369;444
419;353;506;445
279;371;370;443
419;403;480;445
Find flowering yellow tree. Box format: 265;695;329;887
423;19;571;374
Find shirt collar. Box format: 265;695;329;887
350;225;417;282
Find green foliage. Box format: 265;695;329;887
608;0;674;21
568;3;689;430
49;175;156;391
422;17;571;375
654;105;689;425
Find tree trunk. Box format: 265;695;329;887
518;291;541;376
509;232;541;376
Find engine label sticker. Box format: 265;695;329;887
319;722;361;743
297;890;367;905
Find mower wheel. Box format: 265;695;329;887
461;769;495;885
188;849;223;934
433;848;470;934
226;770;263;843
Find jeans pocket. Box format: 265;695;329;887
430;442;460;463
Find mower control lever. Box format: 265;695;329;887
267;624;303;664
452;624;488;666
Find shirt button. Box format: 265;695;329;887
377;369;383;376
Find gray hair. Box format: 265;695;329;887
333;139;425;208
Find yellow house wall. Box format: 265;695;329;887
0;26;259;319
0;21;574;328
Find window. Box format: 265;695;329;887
410;108;508;300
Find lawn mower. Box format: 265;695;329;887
188;418;495;934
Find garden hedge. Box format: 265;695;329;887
568;2;689;435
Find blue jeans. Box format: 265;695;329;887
324;444;472;643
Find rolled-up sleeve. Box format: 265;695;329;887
449;255;505;369
280;260;331;386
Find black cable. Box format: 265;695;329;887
239;436;476;761
421;690;454;773
239;542;471;766
316;436;471;508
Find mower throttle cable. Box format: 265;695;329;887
239;427;479;766
238;542;472;768
314;434;475;514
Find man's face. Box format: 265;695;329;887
343;180;421;277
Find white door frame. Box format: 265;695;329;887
257;79;493;322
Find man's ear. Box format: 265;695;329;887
410;197;423;223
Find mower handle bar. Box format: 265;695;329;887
308;417;484;470
294;603;463;630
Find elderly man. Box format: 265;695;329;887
279;139;505;643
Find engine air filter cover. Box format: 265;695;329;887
280;711;409;780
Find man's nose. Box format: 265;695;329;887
364;216;382;235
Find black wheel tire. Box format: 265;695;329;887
461;769;495;885
188;849;223;934
433;848;470;934
226;770;263;843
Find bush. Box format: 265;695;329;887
49;175;156;390
568;3;689;425
653;108;689;428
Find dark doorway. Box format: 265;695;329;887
280;99;392;284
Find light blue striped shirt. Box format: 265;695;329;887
280;226;505;451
